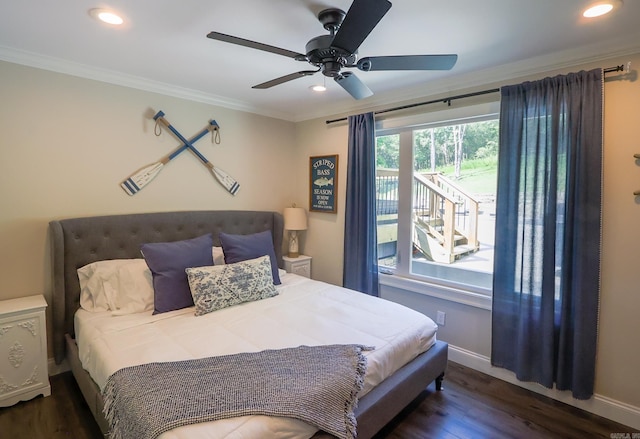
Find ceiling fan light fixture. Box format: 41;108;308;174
89;8;125;25
311;74;327;92
582;0;622;18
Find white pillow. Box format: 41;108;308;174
111;261;155;315
78;259;154;314
78;261;116;312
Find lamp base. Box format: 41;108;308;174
288;230;300;259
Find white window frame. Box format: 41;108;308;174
376;101;500;309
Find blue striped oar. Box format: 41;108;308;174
153;111;240;196
120;121;217;195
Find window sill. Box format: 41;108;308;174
379;273;492;310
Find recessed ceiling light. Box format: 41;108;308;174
582;0;622;18
310;84;327;92
89;8;125;25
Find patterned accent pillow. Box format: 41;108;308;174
185;255;278;316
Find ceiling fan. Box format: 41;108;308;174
206;0;457;100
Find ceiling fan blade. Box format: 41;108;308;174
252;70;319;89
357;54;458;71
334;72;373;100
207;31;305;59
330;0;391;54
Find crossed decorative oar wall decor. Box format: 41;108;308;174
120;110;240;196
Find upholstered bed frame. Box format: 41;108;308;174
49;210;447;439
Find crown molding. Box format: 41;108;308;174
2;38;639;124
0;45;293;122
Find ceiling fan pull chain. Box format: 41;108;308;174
154;119;162;137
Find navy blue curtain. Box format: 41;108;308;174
491;69;603;399
343;112;378;296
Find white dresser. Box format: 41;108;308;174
0;295;51;407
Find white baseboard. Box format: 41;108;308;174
448;345;640;431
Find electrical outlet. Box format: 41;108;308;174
436;311;446;326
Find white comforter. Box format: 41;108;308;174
75;272;438;439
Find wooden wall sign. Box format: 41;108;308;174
310;154;338;213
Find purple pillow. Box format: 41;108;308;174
219;230;281;285
141;234;214;314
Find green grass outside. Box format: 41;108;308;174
426;156;498;195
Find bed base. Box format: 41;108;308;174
66;334;109;434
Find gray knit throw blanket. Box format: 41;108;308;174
102;344;371;439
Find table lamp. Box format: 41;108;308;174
283;206;307;258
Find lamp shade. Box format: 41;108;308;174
283;207;307;231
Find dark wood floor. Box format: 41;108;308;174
0;371;102;439
374;362;635;439
0;361;635;439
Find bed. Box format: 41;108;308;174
50;210;448;439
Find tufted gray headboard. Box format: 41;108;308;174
49;210;284;364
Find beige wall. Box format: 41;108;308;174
294;53;640;423
0;60;297;353
292;119;349;286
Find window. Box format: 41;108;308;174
375;103;499;294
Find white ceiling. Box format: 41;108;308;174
1;1;639;122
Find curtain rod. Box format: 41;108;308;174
325;64;627;125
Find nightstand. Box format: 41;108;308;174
283;255;312;278
0;295;51;407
